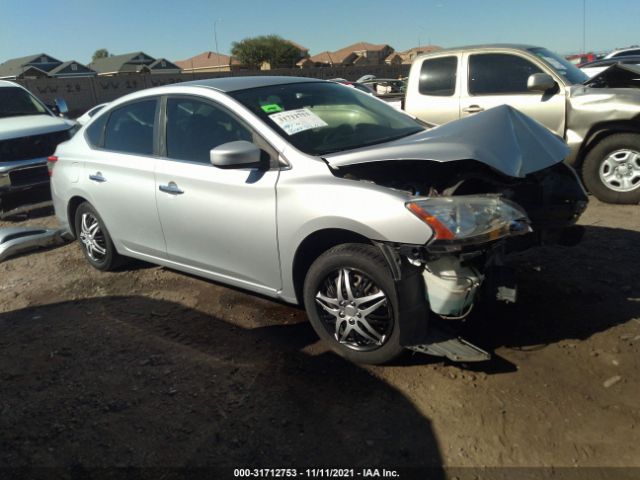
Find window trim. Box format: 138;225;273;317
84;97;160;158
158;93;280;169
467;52;546;97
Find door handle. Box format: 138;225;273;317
159;182;184;195
89;172;106;183
462;105;485;114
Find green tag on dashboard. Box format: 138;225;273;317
261;104;283;113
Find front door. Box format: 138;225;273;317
154;95;281;294
460;52;566;136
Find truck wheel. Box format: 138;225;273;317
582;134;640;204
303;243;404;365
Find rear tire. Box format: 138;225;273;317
303;243;403;365
74;202;123;271
582;133;640;204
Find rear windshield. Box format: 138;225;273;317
0;86;49;118
229;82;423;156
528;47;589;85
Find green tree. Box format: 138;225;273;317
92;49;110;62
231;35;300;69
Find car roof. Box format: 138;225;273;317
416;43;539;56
177;76;322;93
581;56;640;67
606;47;640;58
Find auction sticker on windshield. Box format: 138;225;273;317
269;108;328;135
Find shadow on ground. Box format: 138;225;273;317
0;296;444;473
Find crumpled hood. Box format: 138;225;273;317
582;63;640;89
324;105;570;178
0;114;74;141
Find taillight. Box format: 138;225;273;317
47;155;58;177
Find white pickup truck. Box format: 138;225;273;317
405;44;640;204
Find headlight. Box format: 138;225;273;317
406;195;531;248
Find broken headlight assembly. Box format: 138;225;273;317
406;196;532;251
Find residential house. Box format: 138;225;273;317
175;51;242;73
148;58;182;74
89;52;180;76
0;53;96;79
0;53;62;79
393;45;442;64
48;61;97;78
304;42;395;68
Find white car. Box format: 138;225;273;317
580;56;640;77
603;47;640;59
0;80;76;214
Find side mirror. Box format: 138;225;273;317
210;140;263;169
51;98;69;117
527;73;557;92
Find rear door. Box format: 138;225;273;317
154;95;281;294
81;98;166;257
405;54;461;125
460;51;566;136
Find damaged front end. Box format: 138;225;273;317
326;105;589;360
389;194;533;361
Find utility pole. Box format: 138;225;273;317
214;19;220;71
582;0;586;52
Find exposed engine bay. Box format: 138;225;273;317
336;158;587;244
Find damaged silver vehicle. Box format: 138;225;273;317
50;77;587;364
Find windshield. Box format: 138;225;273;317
528;47;589;85
0;86;50;118
229;82;423;156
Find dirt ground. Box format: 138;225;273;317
0;198;639;476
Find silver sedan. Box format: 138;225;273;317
50;77;587;364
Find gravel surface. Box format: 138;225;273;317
0;199;639;473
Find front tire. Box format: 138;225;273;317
303;243;403;364
74;202;123;271
582;133;640;204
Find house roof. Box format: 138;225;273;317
0;53;62;78
149;58;181;70
48;60;95;75
89;52;155;73
308;51;336;65
174;51;239;69
309;42;393;65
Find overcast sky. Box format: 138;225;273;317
1;0;638;63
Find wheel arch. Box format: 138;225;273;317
576;118;640;169
66;195;90;238
291;228;372;305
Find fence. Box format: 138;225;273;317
15;64;410;117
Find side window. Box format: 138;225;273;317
165;97;253;164
419;56;457;96
103;100;156;155
469;53;543;95
85;112;108;147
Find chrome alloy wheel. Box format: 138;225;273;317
599;149;640;192
315;268;393;352
79;212;107;262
